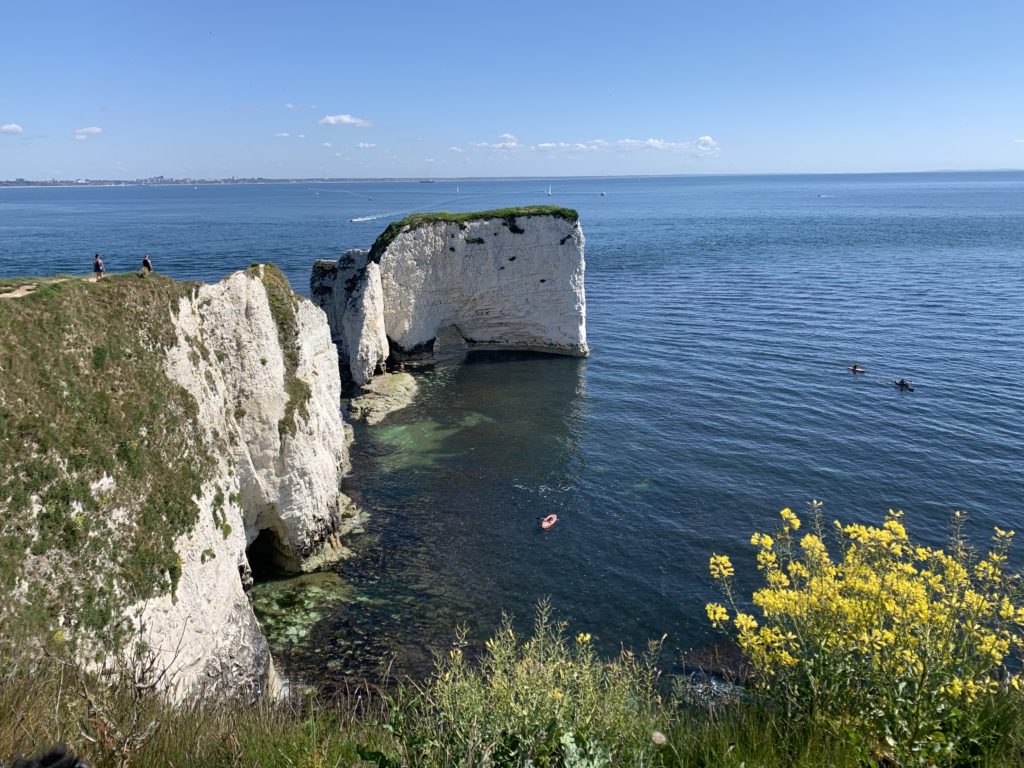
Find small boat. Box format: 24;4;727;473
848;365;865;373
600;192;607;196
545;185;553;196
540;514;558;530
894;379;915;391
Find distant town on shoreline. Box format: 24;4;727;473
3;169;1022;188
0;175;438;188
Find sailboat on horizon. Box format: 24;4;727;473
545;184;552;197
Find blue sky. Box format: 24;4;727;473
2;0;1022;179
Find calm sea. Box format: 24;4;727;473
3;173;1022;684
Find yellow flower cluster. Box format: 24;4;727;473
709;553;734;580
780;507;801;531
708;507;1024;710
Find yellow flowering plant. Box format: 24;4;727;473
708;503;1024;766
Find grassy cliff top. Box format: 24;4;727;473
368;206;579;261
0;273;211;646
0;265;308;651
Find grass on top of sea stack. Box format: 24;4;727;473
368;205;579;261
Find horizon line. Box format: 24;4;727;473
3;168;1024;186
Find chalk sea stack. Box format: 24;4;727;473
311;206;589;385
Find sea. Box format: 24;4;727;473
2;173;1022;686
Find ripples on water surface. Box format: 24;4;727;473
2;173;1022;684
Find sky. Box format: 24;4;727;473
2;0;1023;180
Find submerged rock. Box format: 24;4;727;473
348;371;419;425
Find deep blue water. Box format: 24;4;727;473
3;174;1023;684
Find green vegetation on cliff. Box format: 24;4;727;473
0;264;313;650
368;206;579;261
7;592;1024;767
0;274;212;644
248;264;312;438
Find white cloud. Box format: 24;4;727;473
1;123;24;135
323;142;333;148
472;133;521;150
74;126;102;141
319;113;372;127
357;142;376;149
274;132;291;138
285;102;297;109
534;140;603;152
448;146;465;153
1015;138;1024;143
616;135;719;155
425;158;436;163
297;133;306;139
468;132;718;157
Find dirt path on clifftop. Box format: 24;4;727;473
0;278;75;300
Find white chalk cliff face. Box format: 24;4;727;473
313;211;588;386
137;266;353;700
311;249;389;387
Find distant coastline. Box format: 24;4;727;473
3;168;1023;189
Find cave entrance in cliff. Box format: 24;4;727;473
245;528;291;582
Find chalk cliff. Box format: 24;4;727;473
312;207;588;385
310;248;389;387
140;265;354;699
0;266;354;702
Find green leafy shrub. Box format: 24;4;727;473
708;503;1024;766
394;602;671;767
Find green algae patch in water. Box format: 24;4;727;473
371;412;496;474
250;572;354;648
458;412;495;428
373;418;462;472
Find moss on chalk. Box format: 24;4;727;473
248;264;312;439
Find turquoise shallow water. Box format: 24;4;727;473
3;173;1023;685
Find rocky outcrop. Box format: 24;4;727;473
139;265;354;700
312;207;588;386
348;372;419;425
311;249;388;386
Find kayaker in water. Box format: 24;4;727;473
895;378;913;390
849;362;864;373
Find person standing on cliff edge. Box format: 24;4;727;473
142;254;153;275
92;253;104;281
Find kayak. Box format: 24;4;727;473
894;381;915;391
848;367;866;373
540;514;558;530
